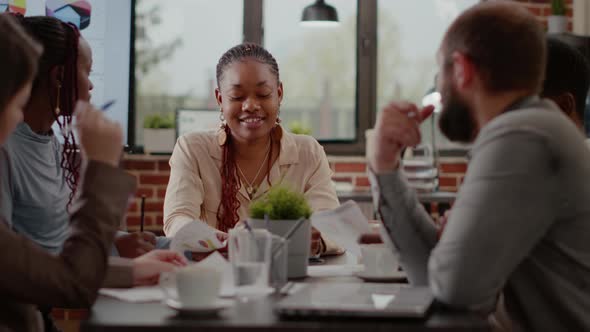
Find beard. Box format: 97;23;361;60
438;82;477;143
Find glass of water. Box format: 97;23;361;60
228;228;272;299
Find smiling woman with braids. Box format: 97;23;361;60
0;16;167;257
164;43;342;256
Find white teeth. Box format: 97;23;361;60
242;118;262;123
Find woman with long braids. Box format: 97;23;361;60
0;14;186;331
0;15;168;258
164;43;342;256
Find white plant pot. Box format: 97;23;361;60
248;218;311;279
143;128;176;154
548;15;568;34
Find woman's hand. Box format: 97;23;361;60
311;227;322;255
132;250;188;286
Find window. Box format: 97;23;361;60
134;0;243;146
132;0;480;153
377;0;477;150
264;0;358;141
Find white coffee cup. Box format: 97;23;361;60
161;265;221;307
360;244;399;277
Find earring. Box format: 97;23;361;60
217;109;227;146
276;110;282;125
54;82;62;116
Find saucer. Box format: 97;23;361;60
165;299;231;316
355;270;406;283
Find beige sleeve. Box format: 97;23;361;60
163;136;205;236
303;140;343;256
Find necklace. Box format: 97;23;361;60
236;140;271;198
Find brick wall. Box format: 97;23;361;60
120;154;469;233
514;0;574;31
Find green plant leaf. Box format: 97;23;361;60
249;185;312;220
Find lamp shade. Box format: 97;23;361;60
301;0;339;27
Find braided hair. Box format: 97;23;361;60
21;16;81;206
215;43;280;232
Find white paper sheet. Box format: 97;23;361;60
170;221;227;253
311;200;372;257
99;286;164;303
307;264;364;277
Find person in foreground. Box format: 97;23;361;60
369;2;590;331
163;43;342;256
0;15;167;258
0;14;186;332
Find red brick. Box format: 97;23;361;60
127;201;138;213
157;188;167;198
139;174;169;185
438;176;457;187
354;176;371;188
51;308;65;319
122;160;156;171
439;186;458;193
331;176;352;183
525;5;542;16
135;187;154;198
334;162;366;173
158;160;171;171
439;163;467;174
65;309;89;320
145;201;164;213
155;215;164;226
126;215;153;227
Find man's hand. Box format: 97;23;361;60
115;232;157;258
75;101;123;167
369;102;434;174
132;250;188;286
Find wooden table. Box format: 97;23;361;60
82;254;490;332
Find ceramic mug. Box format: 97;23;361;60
160;265;221;307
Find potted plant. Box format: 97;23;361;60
248;186;313;279
288;121;313;135
548;0;568;34
143;113;175;153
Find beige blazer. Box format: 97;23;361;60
163;130;341;251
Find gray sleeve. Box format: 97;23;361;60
370;170;439;286
428;130;556;311
0;148;14;227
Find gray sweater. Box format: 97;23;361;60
372;99;590;331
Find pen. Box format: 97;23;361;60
100;99;116;111
140;195;146;232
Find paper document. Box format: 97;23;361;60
308;264;364;277
311;200;372;257
99;286;163;303
170;221;227;253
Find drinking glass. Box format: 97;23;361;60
228;228;272;299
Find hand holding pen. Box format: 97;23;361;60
74;101;123;167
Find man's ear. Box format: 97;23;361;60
548;92;576;116
451;51;475;90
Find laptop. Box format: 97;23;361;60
276;282;433;318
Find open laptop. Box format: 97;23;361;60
276;283;433;318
